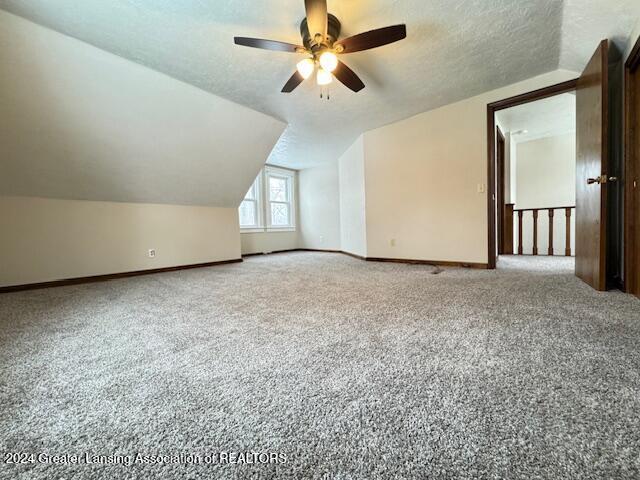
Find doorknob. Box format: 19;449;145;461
587;175;607;185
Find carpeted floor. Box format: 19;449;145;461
1;252;639;479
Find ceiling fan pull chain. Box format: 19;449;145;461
319;85;330;100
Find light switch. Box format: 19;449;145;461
477;183;485;193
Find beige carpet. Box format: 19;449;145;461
1;253;639;479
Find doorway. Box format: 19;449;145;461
494;93;577;262
487;79;578;269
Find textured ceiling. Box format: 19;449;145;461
0;0;639;169
560;0;640;70
496;93;576;144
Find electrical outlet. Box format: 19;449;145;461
390;238;396;247
320;235;324;244
148;249;156;258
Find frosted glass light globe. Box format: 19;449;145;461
296;58;315;79
319;51;338;72
317;68;333;85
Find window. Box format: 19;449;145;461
267;170;293;228
239;175;261;229
239;166;296;232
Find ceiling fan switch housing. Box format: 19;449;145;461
301;14;341;50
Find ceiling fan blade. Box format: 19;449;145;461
336;24;407;54
281;71;305;93
234;37;302;53
333;60;365;92
305;0;328;44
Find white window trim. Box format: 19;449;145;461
265;166;296;232
240;165;296;233
239;173;263;230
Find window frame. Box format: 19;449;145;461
265;166;295;231
238;174;263;232
239;165;296;233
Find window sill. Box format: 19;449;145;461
240;227;296;234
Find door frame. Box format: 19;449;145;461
625;35;640;295
486;79;579;269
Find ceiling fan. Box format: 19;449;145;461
233;0;407;94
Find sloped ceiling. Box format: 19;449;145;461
0;11;285;206
560;0;639;70
1;0;639;172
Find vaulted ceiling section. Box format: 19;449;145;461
1;0;639;204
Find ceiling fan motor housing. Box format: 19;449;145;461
300;13;341;51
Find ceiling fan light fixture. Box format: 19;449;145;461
317;68;333;85
296;58;315;79
319;51;338;72
234;0;408;94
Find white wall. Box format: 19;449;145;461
0;10;285;206
298;162;341;251
361;70;578;264
509;135;518;203
625;17;640;60
339;136;367;257
515;134;576;209
504;132;513;205
296;70;578;264
514;133;576;256
0;11;289;286
0;196;241;287
240;232;299;255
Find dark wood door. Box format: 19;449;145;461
625;39;640;297
575;40;609;291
